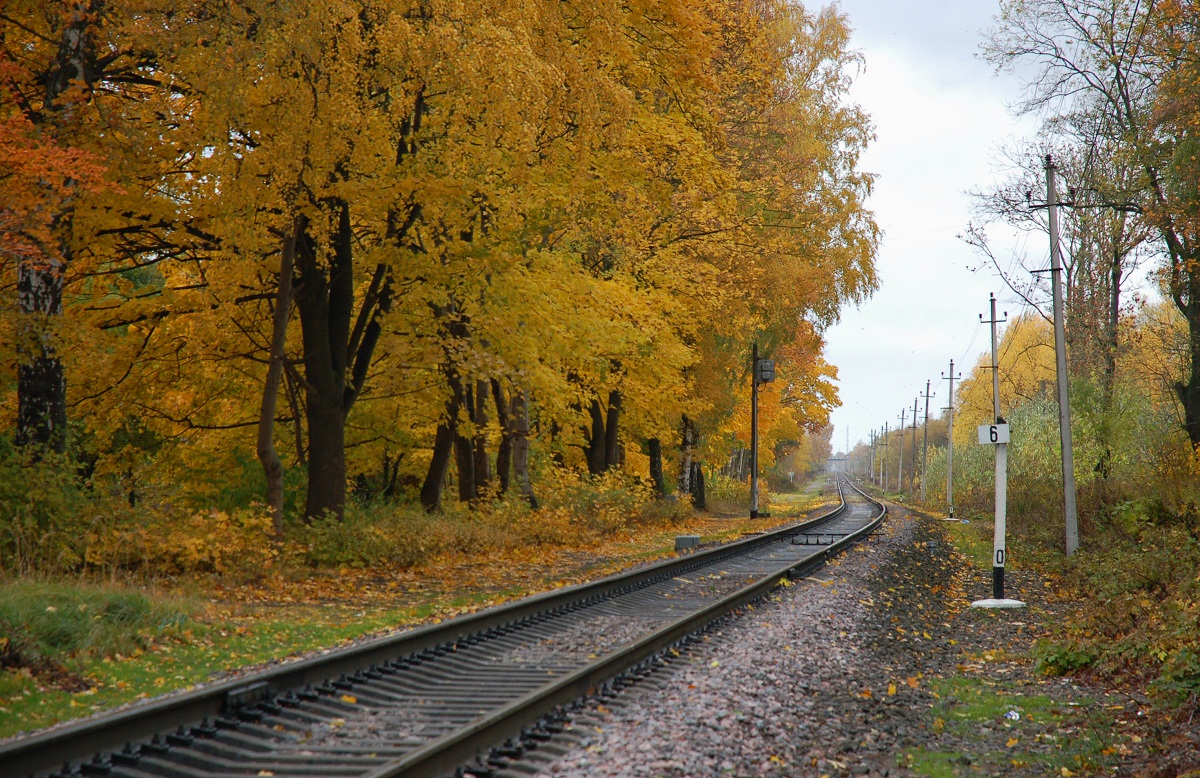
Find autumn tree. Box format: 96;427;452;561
966;132;1151;402
0;0;878;529
985;0;1200;447
2;2;142;451
0;67;110;449
672;1;877;490
1150;1;1200;446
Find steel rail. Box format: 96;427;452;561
371;477;885;778
1;477;881;778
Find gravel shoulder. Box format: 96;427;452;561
492;503;1188;778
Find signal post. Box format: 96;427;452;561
750;344;775;519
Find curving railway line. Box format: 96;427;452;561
3;477;884;778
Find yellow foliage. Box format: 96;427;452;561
953;314;1056;446
1;0;877;537
86;508;277;580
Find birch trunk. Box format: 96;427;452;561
256;222;297;535
511;389;538;509
678;415;694;497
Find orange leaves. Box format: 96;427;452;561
0;0;878;542
0;110;111;266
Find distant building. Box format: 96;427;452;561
826;456;848;473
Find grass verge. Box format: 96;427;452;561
902;674;1126;777
0;490;836;740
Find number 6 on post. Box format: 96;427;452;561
977;423;1010;445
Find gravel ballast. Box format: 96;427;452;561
487;503;1181;778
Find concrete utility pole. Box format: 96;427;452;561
879;427;885;488
942;360;961;518
883;421;889;491
1044;155;1081;556
874;428;881;487
897;408;906;492
921;380;933;503
910;396;919;492
869;430;876;483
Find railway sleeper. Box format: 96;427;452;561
16;479;876;778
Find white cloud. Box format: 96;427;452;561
822;27;1039;453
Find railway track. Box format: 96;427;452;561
4;476;884;778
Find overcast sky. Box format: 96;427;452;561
821;0;1041;455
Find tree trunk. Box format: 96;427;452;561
586;399;606;475
647;438;665;497
294;204;392;521
283;366;306;466
1094;247;1123;481
1104;246;1121;405
420;394;456;512
296;207;349;521
510;388;538;508
473;379;491;498
381;451;402;499
549;421;565;467
690;462;706;511
16;2;94;455
1177;293;1200;449
604;390;621;470
678;415;694;496
256;220;297;535
304;395;347;521
454;381;476;502
492;380;512;495
16;252;67;452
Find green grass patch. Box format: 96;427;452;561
928;675;1064;729
0;507;813;739
0;581;194;667
901;749;987;778
911;675;1121;776
941;518;993;569
0;601;444;739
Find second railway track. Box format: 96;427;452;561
3;477;884;778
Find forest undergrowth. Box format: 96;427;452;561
0;472;825;740
897;429;1200;725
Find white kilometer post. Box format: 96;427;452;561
979;422;1010;593
973;295;1024;610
